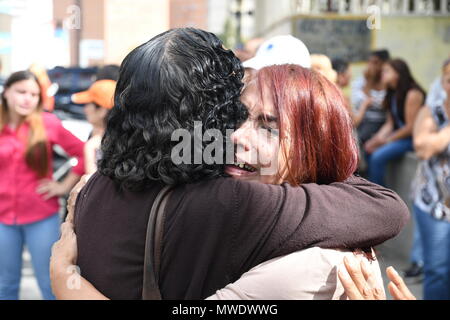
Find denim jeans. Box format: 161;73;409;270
367;138;413;186
410;217;424;266
414;205;450;300
0;214;60;300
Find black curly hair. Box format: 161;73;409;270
98;28;248;191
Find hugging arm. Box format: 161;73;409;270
232;175;409;276
50;222;108;300
51;174;409;299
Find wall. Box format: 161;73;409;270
104;0;170;65
382;153;419;262
53;0;79;66
170;0;207;30
375;16;450;89
0;13;12;77
254;0;291;37
252;2;450;90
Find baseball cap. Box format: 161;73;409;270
242;35;311;70
71;79;116;109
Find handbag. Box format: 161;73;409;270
142;185;173;300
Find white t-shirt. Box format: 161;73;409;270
207;247;384;300
351;76;386;123
426;78;447;108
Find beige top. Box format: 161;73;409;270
207;247;384;300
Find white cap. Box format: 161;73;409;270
242;35;311;70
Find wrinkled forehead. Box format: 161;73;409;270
240;76;276;118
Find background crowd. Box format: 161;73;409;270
0;0;449;301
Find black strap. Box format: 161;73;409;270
142;185;173;300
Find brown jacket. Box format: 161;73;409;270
74;172;408;299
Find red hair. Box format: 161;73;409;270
256;65;358;185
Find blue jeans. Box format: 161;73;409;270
414;205;450;300
0;214;60;300
368;138;413;186
410;217;424;266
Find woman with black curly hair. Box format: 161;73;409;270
50;28;408;300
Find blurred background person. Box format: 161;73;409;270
411;58;450;300
0;70;84;300
310;54;337;83
29;63;55;112
242;35;311;71
351;50;390;160
365;58;426;186
332;58;355;118
332;58;352;90
242;35;311;85
71;79;116;174
425;54;449;109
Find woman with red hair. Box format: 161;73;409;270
206;65;382;299
227;64;357;186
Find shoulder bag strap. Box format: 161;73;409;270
142;185;173;300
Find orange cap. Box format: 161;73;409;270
71;79;116;109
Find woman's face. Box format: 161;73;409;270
338;66;352;88
3;79;40;118
84;103;108;127
226;80;287;184
367;56;383;75
381;63;399;88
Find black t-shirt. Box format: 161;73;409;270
74;172;409;299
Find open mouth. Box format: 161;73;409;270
225;160;258;178
230;162;257;173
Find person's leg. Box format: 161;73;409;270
448;234;450;299
403;210;424;279
23;214;61;300
357;120;385;146
410;212;424;265
414;205;450;300
368;138;413;186
410;222;424;266
0;223;24;300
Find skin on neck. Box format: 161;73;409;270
90;124;105;137
7;109;25;130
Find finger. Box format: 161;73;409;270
360;259;377;290
65;209;74;224
360;258;386;300
343;256;368;295
50;241;61;260
82;174;93;183
42;191;57;201
338;265;363;300
359;259;372;281
388;281;406;300
66;194;78;223
372;286;386;300
386;267;416;300
60;222;75;237
36;185;50;194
